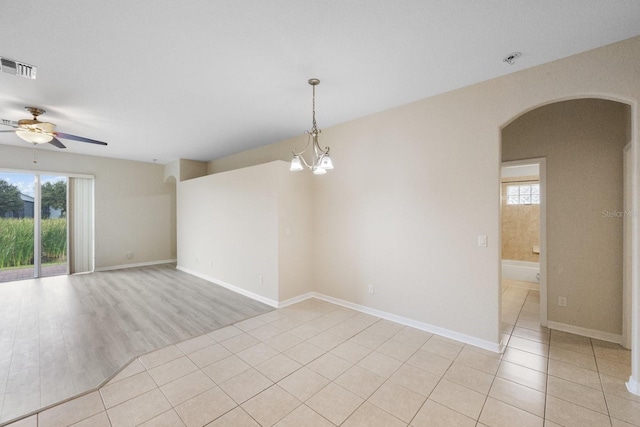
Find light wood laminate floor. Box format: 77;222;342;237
0;264;272;424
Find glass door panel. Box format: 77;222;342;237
40;176;68;277
0;172;35;282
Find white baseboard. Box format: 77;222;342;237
627;376;640;396
546;320;622;344
174;269;501;354
310;293;501;354
277;292;315;308
95;259;177;272
175;265;280;308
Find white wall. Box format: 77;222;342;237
177;161;312;305
0;144;176;269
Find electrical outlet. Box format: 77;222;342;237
259;275;263;284
126;251;133;259
368;285;374;295
558;296;567;307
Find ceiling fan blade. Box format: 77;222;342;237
48;137;66;149
1;118;19;128
0;130;18;133
54;132;107;146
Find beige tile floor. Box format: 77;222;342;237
5;280;638;427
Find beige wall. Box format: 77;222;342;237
206;36;640;345
164;159;208;183
0;144;176;269
277;164;314;301
208;140;296;175
501;177;540;262
503;99;630;335
176;161;313;304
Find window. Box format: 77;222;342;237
507;184;540;205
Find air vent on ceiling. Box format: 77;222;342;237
1;57;37;79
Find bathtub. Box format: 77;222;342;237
501;259;540;283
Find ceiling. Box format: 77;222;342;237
1;1;639;164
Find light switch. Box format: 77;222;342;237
478;235;488;247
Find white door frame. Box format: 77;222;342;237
500;158;548;327
623;142;632;349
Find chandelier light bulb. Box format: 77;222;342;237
290;155;304;171
320;155;333;170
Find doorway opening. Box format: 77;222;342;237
0;171;68;282
500;160;547;347
500;98;630;347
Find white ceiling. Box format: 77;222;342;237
1;1;639;164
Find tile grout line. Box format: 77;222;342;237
272;318;386;426
537;288;551;426
592;337;615;427
232;309;350;425
481;287;539;425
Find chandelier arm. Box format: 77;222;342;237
316;142;329;155
292;131;313;159
297;152;312;169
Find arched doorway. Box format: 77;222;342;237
500;98;632;348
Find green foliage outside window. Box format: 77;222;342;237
0;180;23;217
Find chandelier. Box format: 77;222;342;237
290;78;333;175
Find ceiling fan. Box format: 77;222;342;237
0;106;107;149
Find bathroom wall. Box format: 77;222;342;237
501;176;540;262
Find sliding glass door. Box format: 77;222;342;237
0;171;68;282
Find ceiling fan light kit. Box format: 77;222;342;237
0;106;108;149
16;130;53;144
290;78;334;175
